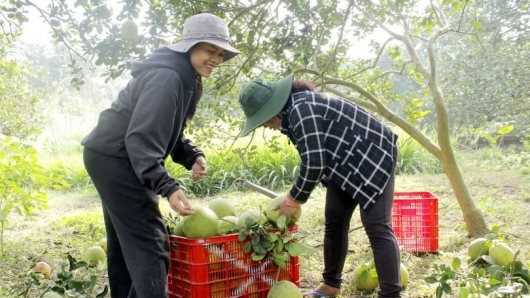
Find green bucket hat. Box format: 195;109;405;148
238;74;294;137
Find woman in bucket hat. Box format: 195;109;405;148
238;75;401;298
81;13;239;298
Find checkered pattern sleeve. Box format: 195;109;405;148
287;100;326;203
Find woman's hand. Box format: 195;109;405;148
273;194;302;222
191;156;207;180
168;189;195;216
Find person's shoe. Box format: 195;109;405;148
303;283;341;297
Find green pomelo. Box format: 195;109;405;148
83;245;106;264
267;280;303;298
208;198;238;218
489;242;515;266
98;237;107;252
120;20;139;40
237;210;267;227
172;220;185;236
468;238;489;259
42;292;63;298
219;216;241;234
353;262;379;291
264;196;302;225
400;263;409;288
182;206;219;238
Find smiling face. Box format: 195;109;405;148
190;42;225;78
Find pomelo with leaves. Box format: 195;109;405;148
237;209;267;228
488;241;515;266
353;262;379;291
264;196;301;226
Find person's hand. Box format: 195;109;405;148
191;156;207;180
168;189;195;216
273;194;302;222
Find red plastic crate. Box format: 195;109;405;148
392;191;439;253
167;226;300;298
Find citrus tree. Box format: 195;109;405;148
0;137;50;253
4;0;526;237
0;48;45;141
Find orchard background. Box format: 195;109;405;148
0;0;529;297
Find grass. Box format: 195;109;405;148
3;94;525;296
1;147;530;297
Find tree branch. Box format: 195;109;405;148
319;0;353;75
357;6;403;40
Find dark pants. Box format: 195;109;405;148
83;148;170;298
322;169;401;298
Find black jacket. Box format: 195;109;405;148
81;47;204;198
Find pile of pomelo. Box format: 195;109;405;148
467;237;515;266
169;197;300;238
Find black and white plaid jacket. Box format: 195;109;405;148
280;91;398;210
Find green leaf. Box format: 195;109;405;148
481;255;497;265
238;232;248;242
451;257;462;270
457;287;470;298
424;276;439;284
243;242;252;254
276;215;287;229
251;252;266;261
441;281;452;294
286;242;302;256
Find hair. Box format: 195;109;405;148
291;80;316;94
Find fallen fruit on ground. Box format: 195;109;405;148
182;206;219;238
264;196;302;226
353;262;379;291
237;209;267;227
468;237;490;260
208;198;239;218
83;245;106;264
98;237;107;252
488;241;515;266
400;263;409;288
32;261;51;279
267;280;302;298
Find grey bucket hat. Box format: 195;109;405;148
167;13;240;61
238;74;294;137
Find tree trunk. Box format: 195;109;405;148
440;154;489;237
426;33;489;237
